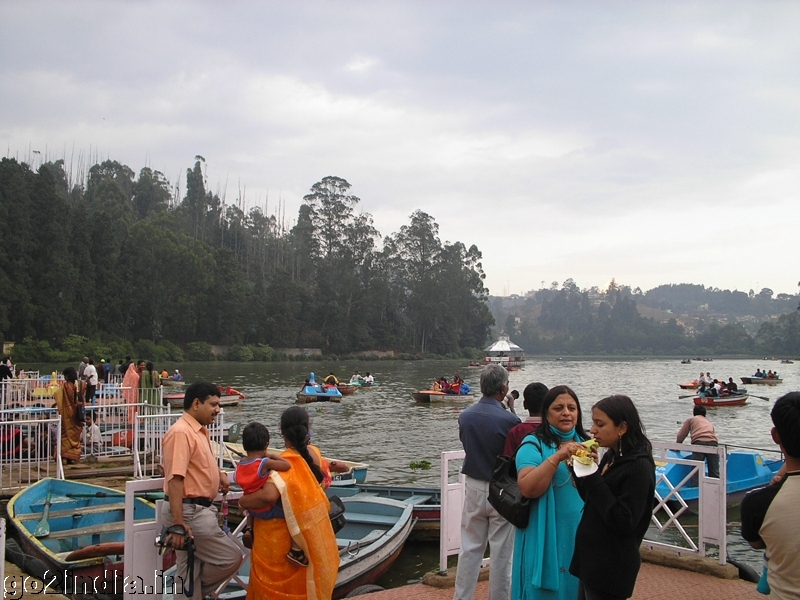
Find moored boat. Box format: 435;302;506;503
740;376;783;385
693;394;749;407
655;450;783;509
164;386;244;408
7;478;156;592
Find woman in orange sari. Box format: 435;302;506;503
54;366;82;463
238;406;339;600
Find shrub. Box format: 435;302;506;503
158;340;184;361
186;342;213;361
227;345;254;362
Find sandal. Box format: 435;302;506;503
287;548;308;567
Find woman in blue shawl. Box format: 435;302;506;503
513;385;589;600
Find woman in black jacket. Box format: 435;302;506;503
569;395;655;600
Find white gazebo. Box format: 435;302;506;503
483;335;525;369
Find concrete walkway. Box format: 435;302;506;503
363;562;761;600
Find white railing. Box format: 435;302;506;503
0;417;62;492
439;442;729;574
133;410;226;479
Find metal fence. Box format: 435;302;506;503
0;416;62;492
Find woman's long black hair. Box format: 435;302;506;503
593;395;653;461
280;406;324;483
536;385;589;447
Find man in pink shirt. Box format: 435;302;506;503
676;405;719;478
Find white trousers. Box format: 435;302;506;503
453;476;515;600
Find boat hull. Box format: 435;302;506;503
412;390;473;402
678;381;700;389
693;395;748;407
296;392;342;403
7;478;155;593
740;377;783;385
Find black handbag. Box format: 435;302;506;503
488;439;537;528
328;495;346;533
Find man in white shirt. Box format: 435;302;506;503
81;413;102;455
83;359;99;405
363;372;374;385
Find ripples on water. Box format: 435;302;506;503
158;357;798;574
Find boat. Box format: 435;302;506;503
681;359;692;364
337;383;358;395
296;383;343;403
411;389;473;402
215;441;369;486
678;381;700;390
160;379;185;387
655;450;783;509
7;478;156;592
483;334;526;369
328;484;441;539
740;376;783;385
780;359;794;364
186;495;414;600
163;386;244;408
693;394;749;407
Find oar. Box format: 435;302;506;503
749;394;770;402
65;491;166;500
33;491;52;538
678;395;696;399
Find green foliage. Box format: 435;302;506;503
227;345;254;362
186;342;214;361
409;460;432;470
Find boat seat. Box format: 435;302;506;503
403;494;433;505
17;502;126;521
343;513;396;526
336;529;385;549
44;520;131;540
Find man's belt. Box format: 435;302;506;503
164;495;213;507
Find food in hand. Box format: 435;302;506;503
572;439;599;466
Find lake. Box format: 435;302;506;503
33;357;798;583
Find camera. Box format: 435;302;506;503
156;524;195;554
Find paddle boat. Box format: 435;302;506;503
740;376;783;385
693;393;749;407
163;385;245;408
780;359;793;364
296;372;344;403
655;450;783;509
162;495;414;600
681;359;692;364
412;387;473;402
7;478;156;593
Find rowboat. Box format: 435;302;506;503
693;394;749;407
160;379;185;387
329;484;441;540
337;383;358;395
178;495;414;600
678;381;700;390
655;450;783;509
740;376;783;385
296;383;343;403
7;478;156;592
215;441;370;486
412;389;474;402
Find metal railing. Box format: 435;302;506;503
0;417;62;492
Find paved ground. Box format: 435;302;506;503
363;562;762;600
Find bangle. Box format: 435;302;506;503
546;457;559;469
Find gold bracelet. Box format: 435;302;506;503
547;457;559;469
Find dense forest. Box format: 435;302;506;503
0;158;493;361
493;280;800;357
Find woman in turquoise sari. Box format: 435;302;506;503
513;385;589;600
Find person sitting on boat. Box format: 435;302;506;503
349;370;362;384
322;372;339;386
676;405;719;478
718;381;731;397
712;379;722;396
728;377;739;392
363;372;374;385
698;372;708;386
754;368;764;378
173;369;183;381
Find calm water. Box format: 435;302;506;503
35;357;798;581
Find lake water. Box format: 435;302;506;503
35;357;798;583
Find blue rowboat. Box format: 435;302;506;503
7;478;156;593
296;384;343;403
655;450;783;509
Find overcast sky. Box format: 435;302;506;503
2;1;798;297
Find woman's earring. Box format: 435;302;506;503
618;432;623;456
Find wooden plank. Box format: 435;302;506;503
16;502;126;521
44;521;126;540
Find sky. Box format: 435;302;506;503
2;1;799;297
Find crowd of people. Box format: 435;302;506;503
696;372;742;398
753;368;780;380
433;371;468;395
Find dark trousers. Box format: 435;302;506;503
691;439;720;478
85;384;96;405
